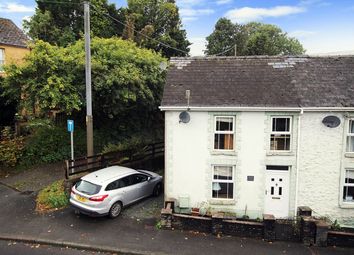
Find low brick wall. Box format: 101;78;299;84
223;219;263;238
275;220;300;242
161;205;354;248
173;213;212;233
327;231;354;247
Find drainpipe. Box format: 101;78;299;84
294;108;304;217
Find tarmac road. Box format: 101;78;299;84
0;183;352;255
0;240;116;255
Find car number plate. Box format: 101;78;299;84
76;194;88;202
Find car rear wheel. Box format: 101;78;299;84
109;202;122;218
153;183;162;197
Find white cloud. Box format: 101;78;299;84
180;8;214;17
0;3;34;13
22;15;31;22
288;30;316;38
182;17;198;23
180;8;214;22
216;0;232;5
225;6;305;23
189;37;206;56
176;0;205;8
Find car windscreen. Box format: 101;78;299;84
75;180;101;195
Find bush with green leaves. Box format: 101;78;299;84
0;127;25;167
20;125;87;166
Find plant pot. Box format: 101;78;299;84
191;208;199;216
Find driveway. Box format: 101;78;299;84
0;183;352;255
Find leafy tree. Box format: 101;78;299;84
1;38;166;123
206;19;305;56
24;0;125;47
123;0;190;58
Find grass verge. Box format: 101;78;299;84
36;179;69;212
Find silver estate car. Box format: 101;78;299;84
70;166;163;218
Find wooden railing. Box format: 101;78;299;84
64;141;164;180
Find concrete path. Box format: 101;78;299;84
0;184;352;255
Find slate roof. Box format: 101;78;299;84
161;56;354;108
0;18;28;48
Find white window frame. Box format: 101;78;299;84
0;48;4;72
211;165;234;200
270;116;292;152
342;169;354;203
213;116;235;151
346;119;354;153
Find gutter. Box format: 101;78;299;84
159;106;354;112
294;108;303;217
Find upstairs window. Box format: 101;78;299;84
0;49;4;72
346;120;354;152
270;117;291;151
343;169;354;203
214;116;234;150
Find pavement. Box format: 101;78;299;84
0;183;353;255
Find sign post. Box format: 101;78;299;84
67;120;74;172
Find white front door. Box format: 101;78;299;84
264;170;290;218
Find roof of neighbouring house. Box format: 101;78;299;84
161;56;354;108
0;18;28;48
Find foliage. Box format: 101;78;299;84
206;19;305;56
0;77;17;126
36;180;69;210
25;0;190;57
331;219;341;231
102;133;157;154
123;0;190;57
24;0;125;47
2;41;82;115
20;125;86;166
1;38;166;123
0;127;25;167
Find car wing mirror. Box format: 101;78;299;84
147;176;152;181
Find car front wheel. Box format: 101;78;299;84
109;202;122;218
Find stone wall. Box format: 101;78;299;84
161;207;354;247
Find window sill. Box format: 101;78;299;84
344;153;354;158
211;150;237;156
339;202;354;209
266;151;295;156
208;199;236;205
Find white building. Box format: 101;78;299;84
160;56;354;227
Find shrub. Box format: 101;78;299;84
0;127;25;167
20;125;86;166
36;180;69;211
102;133;156;154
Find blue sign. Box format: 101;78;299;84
67;120;74;132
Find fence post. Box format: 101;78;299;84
263;214;276;242
64;160;69;179
101;154;105;168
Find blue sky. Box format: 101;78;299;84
1;0;354;56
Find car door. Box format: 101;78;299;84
128;174;149;202
105;178;129;206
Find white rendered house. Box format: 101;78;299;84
160;56;354;226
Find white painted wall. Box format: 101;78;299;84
164;110;354;225
165;111;209;206
298;112;354;226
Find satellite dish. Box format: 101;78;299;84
322;116;341;128
179;111;190;123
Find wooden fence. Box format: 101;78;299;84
64;141;164;180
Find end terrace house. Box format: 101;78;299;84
160;56;354;227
